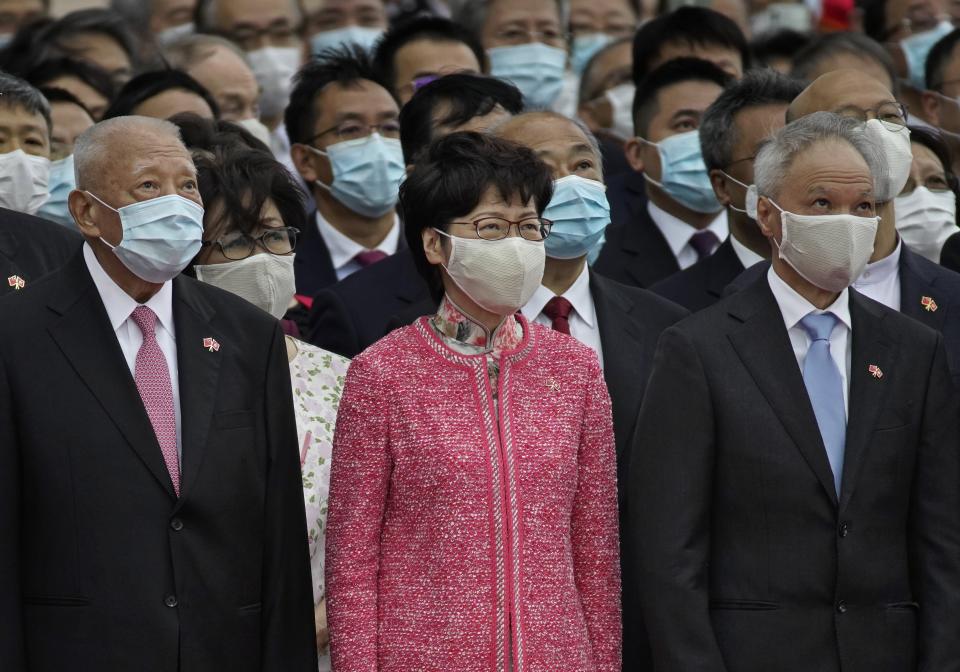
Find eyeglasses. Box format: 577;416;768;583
224;23;301;51
448;217;553;242
492;27;568;47
834;102;908;129
900;174;955;194
201;227;299;260
309;120;401;143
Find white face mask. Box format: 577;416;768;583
194;253;296;320
765;197;879;292
864;119;912;202
894;186;958;262
157;22;194;46
247;46;301;119
0;149;50;215
605;83;635;141
434;229;545;315
235;117;273;147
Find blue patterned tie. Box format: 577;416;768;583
799;312;846;496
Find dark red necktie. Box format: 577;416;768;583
543;296;573;335
354;250;388;268
688;230;719;261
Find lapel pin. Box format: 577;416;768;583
547;379;561;393
921;296;938;312
203;337;220;352
7;275;25;290
868;364;884;379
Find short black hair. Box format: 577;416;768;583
398;72;523;164
790;32;898;93
169;112;272;155
102;69;220;120
284;44;384;147
633;57;733;139
23;57;117;105
372;16;487;100
925;28;960;90
860;0;892;42
632;7;750;83
0;71;52;134
39;86;94;120
401;131;554;302
36;9;138;69
908;124;959;206
750;29;813;69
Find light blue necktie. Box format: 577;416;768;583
799;312;846;496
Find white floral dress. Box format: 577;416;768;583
287;337;350;672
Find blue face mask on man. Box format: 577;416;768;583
902;20;954;88
310;133;405;218
641;130;722;214
37;154;76;227
488;42;567;109
310;25;383;55
543;175;610;259
570;33;614;74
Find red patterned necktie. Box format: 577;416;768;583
543;296;573;335
354;250;388;267
130;305;180;496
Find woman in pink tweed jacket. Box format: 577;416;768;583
325;133;621;672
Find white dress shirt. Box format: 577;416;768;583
647;201;729;270
522;264;604;368
767;266;852;416
852;239;901;311
729;233;766;269
83;242;182;461
316;211;401;281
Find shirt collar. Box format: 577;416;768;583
521;262;595;328
853;237;901;288
431;295;523;356
82;242;175;337
647;200;728;257
767;265;851;334
315;210;400;271
729;233;766;269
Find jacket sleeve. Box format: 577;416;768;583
571;357;622;672
912;335;960;671
0;350;25;670
325;354;392;672
260;324;318;672
628;326;728;672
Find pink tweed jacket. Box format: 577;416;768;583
325;315;621;672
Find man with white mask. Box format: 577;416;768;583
630;111;960;672
301;0;388;57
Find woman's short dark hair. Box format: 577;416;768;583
908;124;960;211
102;69;220;120
170;112;271;155
400;131;554;302
189;146;307;268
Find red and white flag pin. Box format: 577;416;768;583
7;275;25;290
921;296;938;312
868;364;884;379
203;337;220;352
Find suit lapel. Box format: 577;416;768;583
47;254;177;499
294;212;338;295
838;292;893;512
727;278;839;506
705;240;745;300
899;246;948;332
171;277;222;505
623;202;680;287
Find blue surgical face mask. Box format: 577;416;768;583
86;192;205;283
543;175;611;259
311;133;405;218
903;20;954;88
37;154;76;227
570;33;614;74
641;130;722;214
488;42;567;109
310;25;383;55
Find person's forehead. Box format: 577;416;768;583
396;39;480;73
911;142;943;171
106;135;194;175
806;55;894;93
786;140;871;184
217;0;299;27
591;41;632;84
501;116;596;157
0;104;48;131
570;0;635;18
442;106;512;134
3;0;44;13
488;0;561;25
655;41;741;72
731;103;788;152
655;80;724;116
822;81;895;112
190;47;258;88
51;101;93;126
302;0;382;12
314;80;397;122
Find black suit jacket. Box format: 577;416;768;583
593;172;681;288
629;275;960;672
941;230;960;273
0;252;317;672
0;208;81;297
306;248;431;357
649;237;747;312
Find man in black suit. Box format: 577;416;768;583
650;70;803;311
1;208;81;297
0;116;317;671
630;112;960;672
306;73;523;356
497;110;688;672
594;58;733;288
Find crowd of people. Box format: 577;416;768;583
1;0;959;670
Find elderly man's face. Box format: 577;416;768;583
393;39;483;105
301;0;387;38
712;103;788;212
149;0;197;34
790;70;902;127
0;104;50;159
577;40;632;133
185;46;261;121
756;139;876;248
214;0;302;51
50;101;94;161
496;114;603;183
796;54;894;94
482;0;566;51
569;0;637;40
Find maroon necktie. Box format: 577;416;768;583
354;250;388;268
543;296;573;335
689;230;719;261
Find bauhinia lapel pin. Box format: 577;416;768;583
921;296;938;312
868;364;884;379
203;337;220;352
7;275;25;290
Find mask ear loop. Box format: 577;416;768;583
84;190;122;250
720;171;752;215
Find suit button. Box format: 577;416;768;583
170;518;183;531
836;601;847;614
839;522;849;538
164;595;178;608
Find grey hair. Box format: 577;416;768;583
109;0;153;36
74;116;184;190
0;72;52;134
698;69;805;171
754;111;883;202
790;33;897;94
448;0;569;42
491;110;604;179
163;34;250;70
196;0;302;34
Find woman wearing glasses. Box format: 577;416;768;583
187;144;347;672
325;132;621;672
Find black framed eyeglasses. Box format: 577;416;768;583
834;102;908;130
448;216;553;241
201;227;300;261
308;120;401;144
